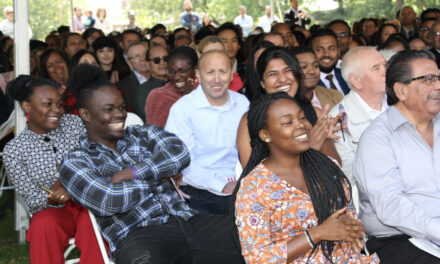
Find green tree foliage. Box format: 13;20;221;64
0;0;86;40
312;0;440;26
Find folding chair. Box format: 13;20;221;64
88;210;113;264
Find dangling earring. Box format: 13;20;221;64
26;112;30;121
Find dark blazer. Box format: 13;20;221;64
115;53;131;80
318;68;351;96
119;72;141;114
399;26;418;41
283;8;310;28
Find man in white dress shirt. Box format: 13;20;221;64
166;50;249;215
233;5;253;37
258;5;279;33
354;49;440;263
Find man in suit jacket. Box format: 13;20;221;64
115;30;141;80
291;46;343;110
310;29;350;95
329;47;388;184
398;6;418;40
119;41;150;118
284;0;310;28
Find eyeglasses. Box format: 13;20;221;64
148;56;168;64
405;74;440;85
128;53;146;61
168;67;191;76
420;27;431;32
335;32;350;38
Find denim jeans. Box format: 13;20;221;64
116;214;244;264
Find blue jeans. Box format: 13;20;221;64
181;185;231;215
116;214;244;264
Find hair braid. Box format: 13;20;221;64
230;92;352;263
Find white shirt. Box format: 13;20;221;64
165;85;249;196
354;106;440;253
234;14;253;37
0;19;32;39
328;91;387;184
132;70;148;85
320;70;344;96
258;14;279;33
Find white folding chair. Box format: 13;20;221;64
88;210;114;264
64;238;80;264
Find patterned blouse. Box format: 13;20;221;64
235;163;380;264
3;114;85;215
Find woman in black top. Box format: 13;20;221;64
236;47;341;167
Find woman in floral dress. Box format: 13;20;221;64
233;92;379;264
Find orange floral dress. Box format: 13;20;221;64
235;163;380;264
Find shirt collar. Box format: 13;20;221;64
132;70;148;84
352;91;387;120
388;105;440;131
193;84;235;110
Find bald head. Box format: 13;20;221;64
198;49;232;70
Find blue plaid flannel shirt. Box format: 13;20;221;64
59;125;196;255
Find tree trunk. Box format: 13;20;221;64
275;0;283;23
418;0;424;10
396;0;403;11
337;0;344;11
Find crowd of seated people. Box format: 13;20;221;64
1;4;440;263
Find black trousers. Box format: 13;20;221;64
367;235;440;264
116;214;244;264
181;185;231;215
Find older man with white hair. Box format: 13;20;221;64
329;46;388;184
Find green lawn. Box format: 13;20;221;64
0;191;80;263
0;191;29;264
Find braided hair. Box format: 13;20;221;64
230;92;351;263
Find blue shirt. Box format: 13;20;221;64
179;11;202;29
165;85;249;196
354;106;440;247
59;125;195;255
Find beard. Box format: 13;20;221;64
319;61;337;74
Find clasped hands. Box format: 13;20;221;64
309;104;345;150
313;207;366;254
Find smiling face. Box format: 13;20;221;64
45;52;69;86
81;85;127;146
22;85;64;134
398;59;440;120
196;51;233;106
261;58;298;98
296;52;320;91
311;35;339;73
168;56;195;93
260;98;311;156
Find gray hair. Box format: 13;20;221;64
386;49;435;105
341;46;378;90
